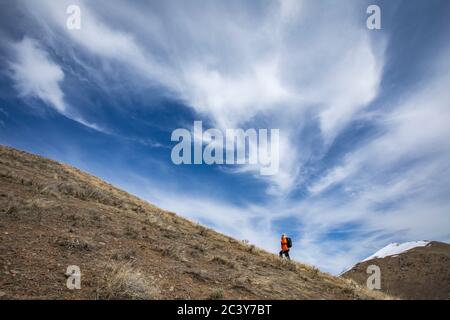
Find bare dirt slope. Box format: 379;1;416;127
342;241;450;300
0;145;389;300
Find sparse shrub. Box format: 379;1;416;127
66;213;79;222
112;250;137;261
123;225;139;239
209;288;224;300
108;230;119;238
64;212;90;227
44;182;83;198
2;195;51;219
300;275;309;282
158;245;188;262
210;256;235;269
118;202;131;211
285;260;298;272
341;286;355;297
90;211;101;222
25;197;54;222
198;225;209;236
185;270;210;283
0;170;33;187
161;226;179;239
159;246;173;257
273;257;286;269
311;266;319;278
232;276;253;293
25;197;52;209
189;249;202;259
22;178;34;186
39;183;60;198
40;181;118;206
237;254;249;262
192;243;206;253
4;195;18;215
97;262;157;300
271;256;296;271
58;237;93;251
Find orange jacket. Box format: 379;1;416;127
281;236;288;251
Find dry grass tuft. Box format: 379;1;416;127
310;266;320;278
57;237;94;251
209;288;224;300
210;256;236;269
157;245;189;262
341;278;396;300
197;225;209;236
123;224;139;239
4;194;20;215
186;270;211;283
97;262;158;300
111;249;137;262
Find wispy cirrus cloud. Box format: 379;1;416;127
10;37;66;113
7;36;104;132
19;0;384;194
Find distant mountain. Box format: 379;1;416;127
361;241;430;262
342;241;450;299
0;145;388;300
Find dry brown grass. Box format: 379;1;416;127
3;193;20;215
96;262;159;300
209;288;224;300
57;237;94;251
210;256;236;269
340;278;396;300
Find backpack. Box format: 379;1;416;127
286;237;292;248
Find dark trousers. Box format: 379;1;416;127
279;250;290;259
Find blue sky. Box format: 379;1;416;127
1;0;449;274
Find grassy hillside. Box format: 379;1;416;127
0;145;389;300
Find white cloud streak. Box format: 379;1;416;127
19;0;384;194
10;37;66;113
8;36;107;132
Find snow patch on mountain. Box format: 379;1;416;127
362;240;430;262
